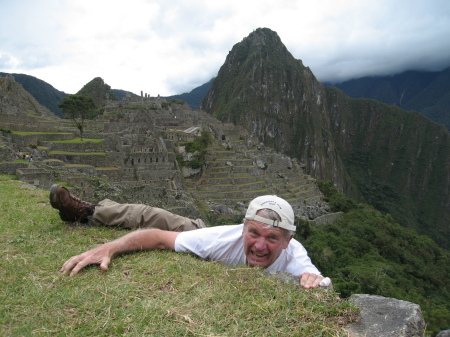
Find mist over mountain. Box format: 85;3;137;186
329;68;450;130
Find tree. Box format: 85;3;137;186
58;95;97;140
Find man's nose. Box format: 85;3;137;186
254;237;267;250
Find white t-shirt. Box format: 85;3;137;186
174;224;321;277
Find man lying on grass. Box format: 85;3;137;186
51;185;331;289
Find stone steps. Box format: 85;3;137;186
201;174;265;186
196;179;267;192
188;141;326;218
205;165;260;175
207;158;255;167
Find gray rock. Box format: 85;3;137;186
181;166;201;177
345;294;426;337
256;159;266;169
260;272;427;337
437;330;450;337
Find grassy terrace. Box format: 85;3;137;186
11;131;73;135
0;175;357;336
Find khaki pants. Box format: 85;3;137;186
92;199;206;232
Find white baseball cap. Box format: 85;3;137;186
245;195;296;231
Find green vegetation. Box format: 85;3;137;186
339;98;450;249
311;180;450;334
11;131;72;136
50;138;103;144
169;98;185;105
58;95;98;140
0;176;357;336
13;159;29;163
49;150;106;155
182;130;213;169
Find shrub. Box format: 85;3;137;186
317;180;358;212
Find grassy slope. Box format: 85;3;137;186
0;175;356;336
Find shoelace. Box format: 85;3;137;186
67;194;96;216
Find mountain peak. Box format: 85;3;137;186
201;28;310;123
77;77;119;106
245;27;283;45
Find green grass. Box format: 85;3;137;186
0;175;357;336
96;167;120;171
49;150;106;155
11;131;73;136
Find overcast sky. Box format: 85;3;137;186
1;0;450;96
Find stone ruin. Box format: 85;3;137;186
0;84;330;220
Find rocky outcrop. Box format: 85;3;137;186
345;294;426;337
263;271;426;337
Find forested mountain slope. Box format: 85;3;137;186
201;28;450;249
330;68;450;130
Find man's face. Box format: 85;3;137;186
242;220;293;268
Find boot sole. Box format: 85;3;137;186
49;184;61;209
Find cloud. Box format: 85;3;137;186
1;0;450;94
284;0;450;82
0;52;20;69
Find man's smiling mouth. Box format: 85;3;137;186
252;251;268;258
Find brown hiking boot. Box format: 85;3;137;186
49;184;96;223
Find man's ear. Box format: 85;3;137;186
283;235;294;249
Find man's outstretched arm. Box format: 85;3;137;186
60;229;179;276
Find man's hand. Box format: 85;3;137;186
299;272;332;289
60;244;113;276
60;229;179;276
